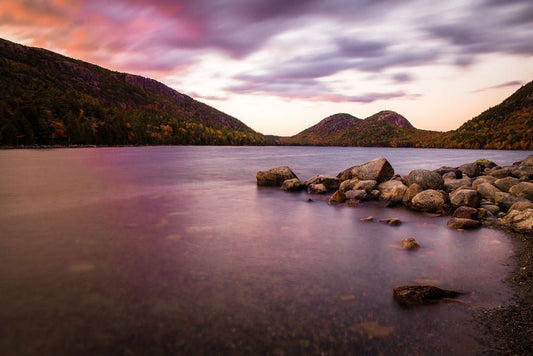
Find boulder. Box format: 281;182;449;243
339;178;359;192
304;175;341;192
458;162;483;178
489;167;513;179
407;169;444;190
520;155;533;167
401;237;420;250
494;192;528;211
472;176;498;190
281;178;303;192
393;285;464;307
447;217;482;230
449;189;481;208
500;208;533;234
494;177;520;192
345;189;368;201
257;166;298;187
481;203;500;214
475;158;497;170
402;183;423;206
354;180;378;192
434;166;462;178
377;180;407;203
476;182;501;200
509;182;533;200
411;189;446;213
328;190;346;204
452;206;478;220
337;156;394;183
444;178;472;192
509;201;533;212
307;183;328;194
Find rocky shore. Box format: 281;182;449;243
257;155;533;353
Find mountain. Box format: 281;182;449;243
0;38;267;146
428;81;533;150
282;110;440;147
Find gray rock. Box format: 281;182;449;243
337;156;394;183
444;178;472;192
476;182;501;200
509;181;533;200
407;169;444;190
345;189;368;201
494;192;528;211
472;176;498;190
354;180;378;192
304;175;341;192
449;189;481;208
489;167;513;179
377;180;407;203
458;162;483;178
500;208;533;234
281;178;303;192
403;183;424;206
435;167;462;178
307;183;328;194
411;189;446;213
481;203;500;214
257;166;298;187
339;178;359;192
494;176;520;192
447;217;481;230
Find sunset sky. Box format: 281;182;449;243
2;0;533;135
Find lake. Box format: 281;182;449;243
1;146;532;355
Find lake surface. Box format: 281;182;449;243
1;146;532;355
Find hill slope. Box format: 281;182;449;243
429;81;533;150
0;38;267;146
283;110;440;147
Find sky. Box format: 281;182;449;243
1;0;533;136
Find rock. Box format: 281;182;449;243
444;177;472;192
494;192;528;211
377;180;407;203
475;158;497;170
369;190;381;199
480;203;500;214
307;183;328;194
489;167;513;179
345;189;368;200
402;183;424;206
401;237;420;250
449;189;481;208
407;169;444;190
411;189;446;213
354;180;378;192
500;208;533;234
281;178;303;192
447;217;482;230
509;201;533;212
452;206;479;220
257;166;298;187
337;156;394;183
435;166;463;178
360;216;374;222
458;162;483;178
393;285;464;306
494;176;520;192
328;190;346;204
472;176;498;189
304;175;341;192
339;178;359;192
521;155;533;167
476;182;501;200
509;182;533;200
379;218;402;226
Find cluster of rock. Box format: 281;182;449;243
256;155;533;234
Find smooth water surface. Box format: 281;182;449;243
1;146;531;355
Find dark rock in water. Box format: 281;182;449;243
379;218;402;226
257;166;298;187
307;183;328;194
304;175;342;192
360;216;374;222
447;217;482;230
401;237;420;249
337;156;394;183
307;198;313;203
345;189;368;201
393;285;464;306
328;190;346;204
281;178;303;192
452;206;479;220
407;169;445;190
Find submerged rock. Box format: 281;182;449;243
281;178;302;192
393;285;464;306
401;237;420;250
257;166;298;187
337;156;394;183
379;218;402;226
447;217;482;230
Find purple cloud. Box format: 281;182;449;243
471;81;523;93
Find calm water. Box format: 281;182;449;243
1;146;532;355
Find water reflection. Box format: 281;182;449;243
0;146;525;355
